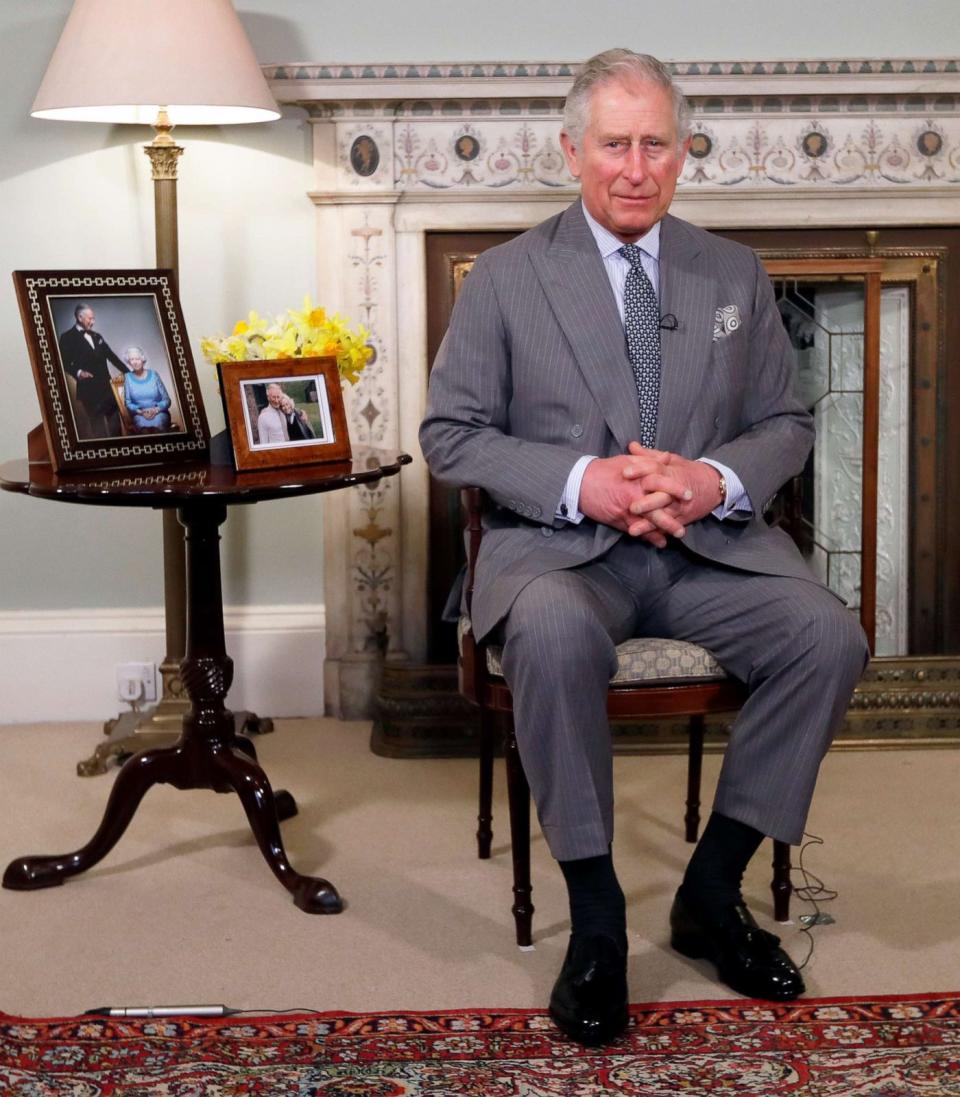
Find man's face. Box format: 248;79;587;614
266;386;283;408
560;78;689;243
78;308;95;331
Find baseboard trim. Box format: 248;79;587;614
0;605;326;724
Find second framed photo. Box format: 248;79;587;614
217;356;352;472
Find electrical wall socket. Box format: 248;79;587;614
116;662;157;704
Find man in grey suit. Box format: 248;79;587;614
420;49;868;1046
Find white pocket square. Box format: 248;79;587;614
713;304;741;341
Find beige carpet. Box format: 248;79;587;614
1;719;958;1018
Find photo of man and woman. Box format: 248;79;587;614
241;375;332;450
50;294;184;442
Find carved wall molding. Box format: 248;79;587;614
270;57;960;196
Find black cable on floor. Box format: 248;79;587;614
791;830;838;970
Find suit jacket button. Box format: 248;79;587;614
571;424;584;438
713;416;720;428
542;528;553;537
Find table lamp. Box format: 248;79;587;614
31;0;280;762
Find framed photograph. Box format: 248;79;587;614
13;269;209;472
217;356;351;472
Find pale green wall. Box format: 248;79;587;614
242;0;960;64
1;1;958;611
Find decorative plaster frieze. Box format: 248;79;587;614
683;117;960;187
318;114;960;193
268;57;960;194
265;57;960;104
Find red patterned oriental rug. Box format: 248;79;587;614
2;993;960;1096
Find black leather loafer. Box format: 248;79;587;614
548;934;628;1046
670;891;805;1001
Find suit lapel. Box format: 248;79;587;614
529;203;641;451
656;215;716;453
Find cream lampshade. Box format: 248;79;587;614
32;0;280;126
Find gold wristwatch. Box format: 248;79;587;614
717;472;727;507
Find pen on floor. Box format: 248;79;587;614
83;1005;240;1018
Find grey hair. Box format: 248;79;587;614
74;303;93;321
123;345;147;364
562;49;690;146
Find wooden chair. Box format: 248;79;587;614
110;374;134;434
457;487;792;948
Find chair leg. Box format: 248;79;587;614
477;708;495;860
685;714;705;843
772;840;792;922
503;715;534;948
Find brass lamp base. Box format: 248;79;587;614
77;702;275;777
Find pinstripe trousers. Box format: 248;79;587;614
497;536;870;861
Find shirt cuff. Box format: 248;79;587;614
557;455;596;524
698;458;752;520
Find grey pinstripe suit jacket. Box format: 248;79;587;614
420;200;818;643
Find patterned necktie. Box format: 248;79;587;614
619;244;661;448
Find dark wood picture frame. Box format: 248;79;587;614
217;356;351;472
13;269;209;472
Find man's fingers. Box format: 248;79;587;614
640;530;668;548
628;490;674;516
622;458;666;480
628;441;673;463
637;473;693;501
646;507;686;538
627;519;654;537
627;510;685;540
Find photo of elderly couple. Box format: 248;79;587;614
51;294;184;442
242;377;329;449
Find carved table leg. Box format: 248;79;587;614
174;500;333;910
234;736;298;822
3;746;184;890
3;500;332;912
210;745;340;913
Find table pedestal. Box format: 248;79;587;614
3;501;341;914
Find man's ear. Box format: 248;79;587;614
560;130;581;179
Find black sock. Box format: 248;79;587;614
558;851;627;951
680;811;765;913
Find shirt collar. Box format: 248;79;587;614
581;201;661;262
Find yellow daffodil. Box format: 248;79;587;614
201;298;371;384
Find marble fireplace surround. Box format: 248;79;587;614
265;59;960;718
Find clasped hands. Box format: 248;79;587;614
579;442;723;548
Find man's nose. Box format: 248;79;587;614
622;145;648;183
